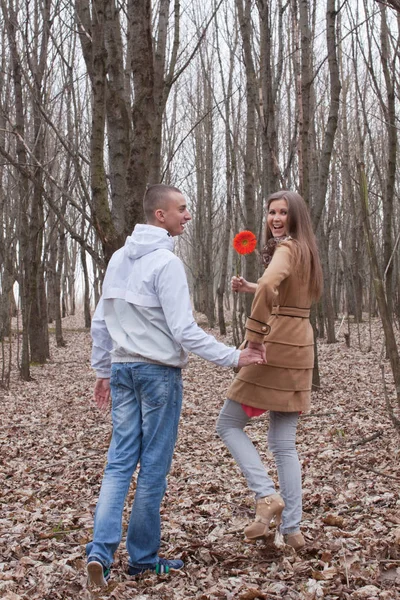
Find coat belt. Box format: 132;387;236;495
271;306;310;318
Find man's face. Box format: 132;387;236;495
159;192;192;237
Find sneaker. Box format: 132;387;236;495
87;559;111;588
128;557;184;576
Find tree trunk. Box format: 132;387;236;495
236;0;258;317
340;67;363;322
311;0;342;231
358;162;400;432
2;0;31;380
319;229;337;343
257;0;283;195
28;0;51;364
379;5;396;318
55;225;66;347
216;21;237;336
81;245;92;329
297;0;312;202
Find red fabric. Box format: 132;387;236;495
241;404;302;417
241;404;266;417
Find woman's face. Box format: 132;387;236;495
267;198;288;238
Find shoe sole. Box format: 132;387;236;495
87;562;108;587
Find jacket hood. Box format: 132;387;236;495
125;224;174;259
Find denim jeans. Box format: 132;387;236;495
216;399;301;534
86;362;183;568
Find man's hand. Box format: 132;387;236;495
238;342;267;367
93;378;111;410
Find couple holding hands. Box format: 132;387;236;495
86;184;322;587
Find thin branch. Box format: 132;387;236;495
0;141;103;268
166;0;224;89
351;430;383;449
160;91;236;182
375;0;400;13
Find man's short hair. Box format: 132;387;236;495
143;184;182;222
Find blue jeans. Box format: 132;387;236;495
216;400;301;534
86;363;183;568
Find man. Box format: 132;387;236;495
86;184;265;587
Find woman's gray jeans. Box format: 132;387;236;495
216;399;302;534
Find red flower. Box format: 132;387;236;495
233;230;257;255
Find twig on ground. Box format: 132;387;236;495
301;411;339;419
341;539;350;588
351;430;383;448
343;457;400;481
360;466;400;482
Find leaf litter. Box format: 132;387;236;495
0;314;399;599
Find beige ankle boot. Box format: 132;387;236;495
244;493;285;540
284;531;305;550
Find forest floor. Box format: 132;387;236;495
1;313;400;600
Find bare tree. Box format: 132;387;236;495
215;4;238;335
1;0;32;379
359;162;400;433
236;0;259;318
75;0;215;261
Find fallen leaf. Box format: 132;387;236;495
238;588;266;600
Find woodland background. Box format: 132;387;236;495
1;0;400;383
1;0;400;598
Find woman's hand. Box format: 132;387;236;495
231;276;256;294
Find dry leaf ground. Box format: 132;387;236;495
1;314;400;600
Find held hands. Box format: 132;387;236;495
93;378;111;411
238;341;267;367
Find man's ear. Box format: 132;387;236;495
154;208;165;223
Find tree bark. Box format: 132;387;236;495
236;0;258;317
358;162;400;432
312;0;342;231
257;0;286;195
54;225;66;347
297;0;312;203
216;16;237;336
379;4;396;318
2;0;31;379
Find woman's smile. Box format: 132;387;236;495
267;199;288;238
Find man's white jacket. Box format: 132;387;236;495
91;224;240;378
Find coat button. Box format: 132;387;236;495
261;326;267;332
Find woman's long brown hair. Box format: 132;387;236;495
264;190;323;300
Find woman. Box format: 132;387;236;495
216;190;323;550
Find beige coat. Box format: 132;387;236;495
227;241;314;412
